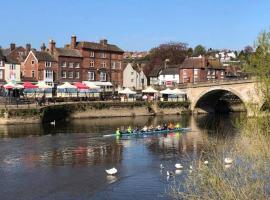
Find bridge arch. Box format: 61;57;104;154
192;87;247;113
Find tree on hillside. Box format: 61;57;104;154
245;30;270;103
144;42;189;75
193;45;206;56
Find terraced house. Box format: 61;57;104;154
66;35;124;89
22;47;58;86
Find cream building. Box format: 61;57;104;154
123;63;147;90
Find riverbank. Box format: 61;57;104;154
0;101;190;125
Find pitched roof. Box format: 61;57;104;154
5;55;18;64
33;51;57;62
160;67;179;75
76;41;124;53
55;48;82;58
148;66;162;77
180;56;222;69
0;49;5;60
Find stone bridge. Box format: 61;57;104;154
182;80;262;116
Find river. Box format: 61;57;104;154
0;114;240;200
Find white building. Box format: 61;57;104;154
215;51;236;62
158;67;179;87
5;57;21;83
123;63;147;90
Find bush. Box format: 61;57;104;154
157;101;190;109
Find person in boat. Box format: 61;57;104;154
116;128;121;136
142;125;148;132
168;122;174;130
175;123;181;129
156;125;162;131
127;126;132;134
162;123;168;130
148;125;154;131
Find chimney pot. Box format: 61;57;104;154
49;40;56;55
100;39;108;45
10;43;16;51
71;35;77;49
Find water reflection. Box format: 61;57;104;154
0;114;241;200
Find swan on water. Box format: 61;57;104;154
50;120;56;126
224;158;233;164
160;163;164;169
204;160;209;165
105;167;118;175
167;171;174;176
175;163;183;169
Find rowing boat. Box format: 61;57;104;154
103;127;191;137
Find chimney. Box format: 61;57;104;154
48;40;56;55
40;43;46;51
26;43;31;53
100;39;108;45
71;35;77;49
10;43;16;51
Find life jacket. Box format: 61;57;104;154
127;126;132;133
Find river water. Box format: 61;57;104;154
0;114;240;200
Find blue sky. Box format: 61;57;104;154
0;0;269;51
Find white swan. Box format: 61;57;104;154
50;120;56;126
167;171;174;176
105;167;117;175
189;165;193;170
160;163;164;169
204;160;209;165
224;158;233;164
175;163;183;169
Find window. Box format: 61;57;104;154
90;60;94;67
101;53;106;58
221;71;224;75
212;70;215;75
131;79;134;82
45;70;53;79
61;62;67;67
101;61;106;68
31;70;35;78
45;62;51;67
75;63;80;68
18;52;23;56
194;69;198;75
173;75;175;79
111;62;116;69
69;62;74;68
75;71;80;79
88;71;95;80
183;69;187;76
90;51;95;57
131;71;134;75
207;70;211;75
68;71;73;78
118;62;121;69
0;61;3;67
0;70;3;79
100;72;106;81
61;71;66;78
10;64;16;70
31;60;35;65
163;75;165;78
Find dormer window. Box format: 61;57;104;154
69;62;74;68
31;60;35;65
45;62;51;67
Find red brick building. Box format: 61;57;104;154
21;48;58;85
179;56;225;84
44;40;83;83
67;36;124;88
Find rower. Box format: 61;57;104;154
175;123;181;129
127;126;132;134
142;125;148;132
116;128;121;136
168;122;174;130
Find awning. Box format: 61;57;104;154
160;88;174;95
171;88;186;95
36;81;52;89
73;82;89;89
4;82;24;89
23;82;38;89
57;82;77;89
118;88;136;94
142;86;158;93
92;81;113;86
82;81;101;89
